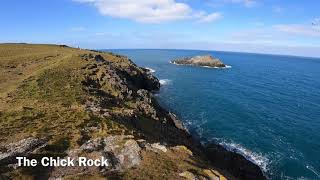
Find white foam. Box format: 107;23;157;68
145;67;156;73
159;79;171;85
306;165;320;178
219;141;269;172
212;65;232;69
170;61;182;65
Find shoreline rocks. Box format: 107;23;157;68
0;44;264;179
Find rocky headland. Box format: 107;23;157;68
171;55;227;68
0;44;264;179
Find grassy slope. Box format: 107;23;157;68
0;44;228;180
0;44;124;147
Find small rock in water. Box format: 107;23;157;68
172;55;227;68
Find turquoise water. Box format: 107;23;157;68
108;49;320;179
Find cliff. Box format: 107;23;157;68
0;44;264;179
172;55;226;68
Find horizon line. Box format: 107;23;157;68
100;48;320;60
1;42;319;60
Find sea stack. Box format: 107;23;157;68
172;55;226;68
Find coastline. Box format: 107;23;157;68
151;88;267;180
0;44;265;179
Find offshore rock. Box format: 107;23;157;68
172;55;226;68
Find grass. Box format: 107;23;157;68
0;44;127;146
0;43;228;180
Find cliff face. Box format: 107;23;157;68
0;44;264;180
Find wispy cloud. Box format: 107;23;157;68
198;12;223;23
312;18;320;26
74;0;221;23
225;21;320;48
275;24;320;37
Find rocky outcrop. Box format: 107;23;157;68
0;137;47;167
179;169;227;180
81;135;142;172
0;46;264;180
49;135;142;178
79;52;265;179
172;55;226;68
204;144;265;180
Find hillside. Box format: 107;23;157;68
0;44;264;180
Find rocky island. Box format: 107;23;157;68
171;55;227;68
0;44;264;179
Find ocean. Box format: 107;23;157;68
107;49;320;179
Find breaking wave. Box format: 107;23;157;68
306;165;320;178
145;67;156;73
159;79;171;85
219;141;269;172
212;65;232;69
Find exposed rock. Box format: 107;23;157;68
204;143;266;180
80;135;141;172
116;139;141;169
94;55;105;62
179;171;198;180
203;169;227;180
50;149;102;178
0;45;265;180
80;138;104;153
179;169;227;180
172;146;193;156
169;112;188;132
0;137;47;165
50;135;141;178
172;55;226;68
59;45;69;48
146;143;167;153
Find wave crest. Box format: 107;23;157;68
159;79;171;85
145;67;156;73
219;141;269;172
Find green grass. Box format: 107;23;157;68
0;44;128;146
0;43;228;180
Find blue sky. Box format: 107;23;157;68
1;0;320;57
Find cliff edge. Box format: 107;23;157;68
0;44;264;180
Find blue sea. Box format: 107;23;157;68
108;49;320;179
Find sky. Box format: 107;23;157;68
1;0;320;57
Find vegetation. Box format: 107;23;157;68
0;44;231;180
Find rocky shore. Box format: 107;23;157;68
171;55;227;68
0;44;265;179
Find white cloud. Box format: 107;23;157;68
74;0;221;23
198;12;222;23
312;18;320;26
275;24;320;37
225;21;320;48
